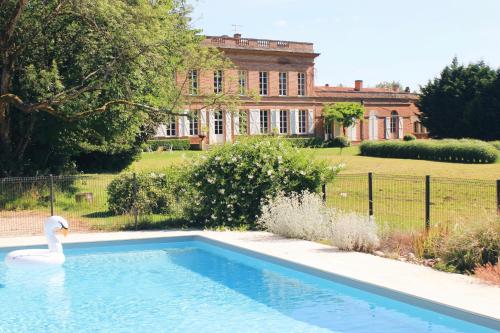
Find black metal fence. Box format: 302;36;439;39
323;173;500;232
0;173;499;237
0;174;185;237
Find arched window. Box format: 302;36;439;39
390;111;398;133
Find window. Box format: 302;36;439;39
259;71;268;96
238;70;247;96
298;110;307;134
214;110;223;135
189;111;199;136
298;73;306;96
390;111;398;133
279;110;288;134
413;121;428;134
166;116;176;136
214;70;223;94
238;110;248;135
259;110;269;134
188;70;198;95
279;72;287;96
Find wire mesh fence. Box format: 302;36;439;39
324;173;499;233
0;173;499;237
0;174;187;237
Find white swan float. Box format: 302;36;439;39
5;216;69;267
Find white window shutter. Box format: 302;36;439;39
385;117;390;139
368;116;373;140
155;124;166;138
234;113;240;136
373;116;378;140
225;111;232;143
271;109;279;134
200;110;207;133
209;110;215;138
398;116;404;139
249;109;260;135
308;109;314;134
290;109;297;135
350;122;357;141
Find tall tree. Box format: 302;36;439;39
417;58;500;140
0;0;236;176
323;102;365;136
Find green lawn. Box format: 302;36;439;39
128;147;500;180
1;146;498;235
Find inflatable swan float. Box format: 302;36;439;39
5;216;69;267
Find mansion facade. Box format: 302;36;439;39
155;34;428;145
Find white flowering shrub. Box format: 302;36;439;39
188;138;336;227
329;212;379;252
258;191;330;240
258;191;380;253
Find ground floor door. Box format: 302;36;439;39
210;110;225;144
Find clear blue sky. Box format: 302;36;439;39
188;0;500;91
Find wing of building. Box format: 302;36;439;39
154;34;428;146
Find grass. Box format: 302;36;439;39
128;147;500;180
1;146;499;235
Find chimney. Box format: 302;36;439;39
233;33;241;39
354;80;363;91
325;83;329;87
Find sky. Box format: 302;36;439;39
188;0;500;91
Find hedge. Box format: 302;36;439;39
490;141;500;150
235;136;324;148
148;139;191;151
324;136;350;148
359;139;498;164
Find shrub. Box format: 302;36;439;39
329;212;379;252
107;169;189;215
148;139;190;151
284;137;324;148
441;220;499;273
474;263;500;286
258;191;379;253
359;139;498;163
490;140;500;150
258;191;330;241
403;134;416;141
325;136;351;148
188;138;336;228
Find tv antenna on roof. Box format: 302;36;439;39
232;24;242;34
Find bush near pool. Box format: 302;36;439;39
359;139;498;164
147;139;191;151
188;138;337;228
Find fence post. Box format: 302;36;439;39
368;172;374;217
425;175;430;230
49;174;55;216
322;183;327;203
497;179;500;216
132;173;138;230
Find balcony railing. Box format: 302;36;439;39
205;36;314;53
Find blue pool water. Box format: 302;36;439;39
0;239;498;333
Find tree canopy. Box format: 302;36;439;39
323;102;365;136
417;58;500;140
0;0;235;176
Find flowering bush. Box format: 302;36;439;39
107;168;190;215
258;191;379;253
329;212;379;252
258;191;330;240
188;138;337;227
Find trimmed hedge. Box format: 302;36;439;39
490;141;500;150
325;136;351;148
148;139;190;151
403;134;416;141
360;139;498;164
235;136;324;148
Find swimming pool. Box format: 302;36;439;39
0;237;498;332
